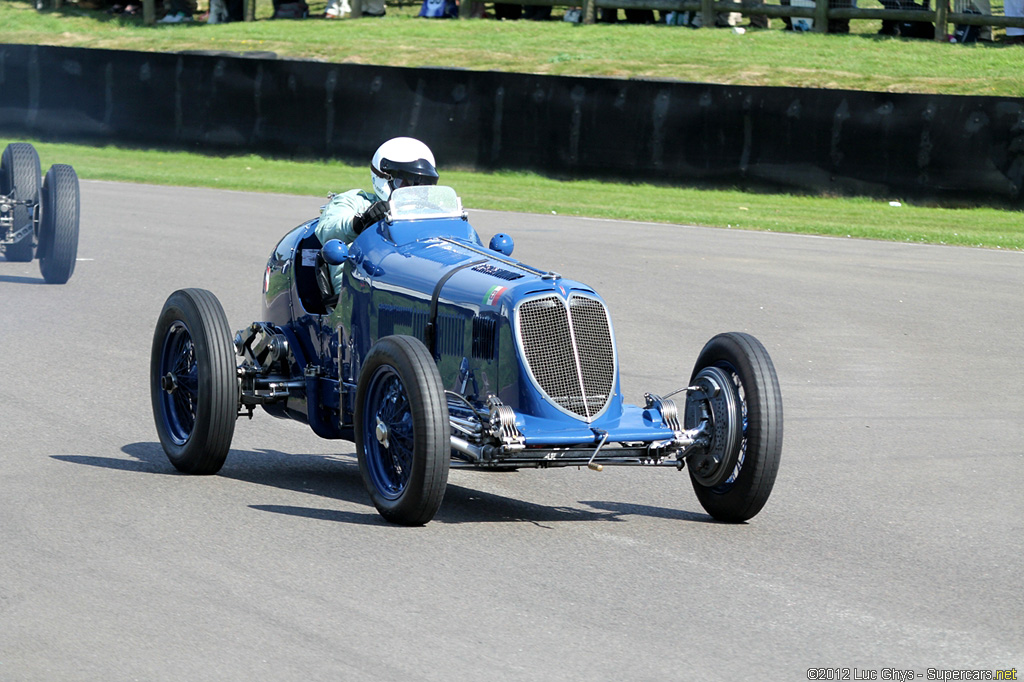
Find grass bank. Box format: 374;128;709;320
3;1;1021;249
1;0;1023;96
19;139;1023;250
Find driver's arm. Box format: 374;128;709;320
315;190;374;245
351;200;389;235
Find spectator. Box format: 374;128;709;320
324;0;350;17
524;4;552;19
419;0;457;17
741;0;769;28
780;0;812;31
827;0;852;33
493;3;522;19
107;3;141;14
271;0;309;17
360;0;386;16
951;0;993;41
878;0;933;38
207;0;242;22
624;8;656;22
159;0;196;22
781;0;850;32
971;0;992;40
1008;0;1024;43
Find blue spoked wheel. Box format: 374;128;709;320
686;332;783;522
355;335;449;525
159;320;198;442
150;288;238;475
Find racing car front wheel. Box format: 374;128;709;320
37;164;80;284
355;335;450;526
0;142;41;263
686;332;782;522
151;288;238;475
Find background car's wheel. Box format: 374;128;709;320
686;332;783;522
0;142;41;262
38;164;80;284
150;288;238;475
355;335;449;526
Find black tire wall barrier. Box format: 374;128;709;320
1;43;1021;205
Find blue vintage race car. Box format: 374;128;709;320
151;185;783;525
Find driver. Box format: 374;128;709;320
315;136;439;247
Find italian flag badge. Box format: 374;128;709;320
483;285;508;307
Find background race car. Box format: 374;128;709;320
0;142;81;284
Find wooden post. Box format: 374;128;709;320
934;0;948;40
700;0;713;28
143;0;155;23
813;0;828;31
583;0;596;23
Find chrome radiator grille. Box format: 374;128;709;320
516;293;615;420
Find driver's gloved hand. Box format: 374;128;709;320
352;200;390;235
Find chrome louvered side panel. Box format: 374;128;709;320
515;293;615;421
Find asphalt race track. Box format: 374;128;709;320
2;181;1022;681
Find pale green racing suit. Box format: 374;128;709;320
314;188;376;291
315;188;376;246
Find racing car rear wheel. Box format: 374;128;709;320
686;332;782;522
0;143;41;263
355;335;450;526
37;164;80;284
151;288;238;475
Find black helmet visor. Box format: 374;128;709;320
379;157;439;190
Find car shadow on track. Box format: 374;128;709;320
0;273;47;285
54;442;715;527
249;483;714;528
578;500;716;524
52;442;172;473
250;483;718;526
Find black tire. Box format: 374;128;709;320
355;335;450;525
1;143;41;262
151;288;238;475
686;332;783;522
38;164;80;284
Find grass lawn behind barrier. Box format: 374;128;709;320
16;139;1022;250
1;0;1023;96
2;2;1021;249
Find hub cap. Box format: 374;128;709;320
158;321;199;446
686;365;742;488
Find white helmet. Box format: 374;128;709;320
371;137;439;202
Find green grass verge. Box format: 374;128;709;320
2;0;1023;95
4;1;1022;249
18;138;1023;250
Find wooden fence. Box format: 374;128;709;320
505;0;1024;37
45;0;1024;40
